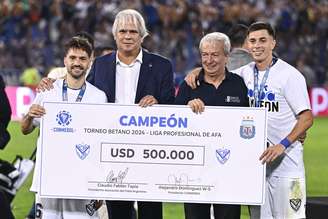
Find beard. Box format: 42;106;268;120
67;66;86;79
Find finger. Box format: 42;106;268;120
139;96;155;107
259;149;270;161
191;100;200;114
196;99;204;113
38;78;54;92
188;101;197;113
29;109;45;118
191;78;197;89
146;96;158;106
269;153;278;163
142;98;153;107
195;100;202;114
261;152;272;164
46;78;55;88
138;99;147;107
185;74;195;89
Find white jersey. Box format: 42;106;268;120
233;59;311;178
30;79;107;192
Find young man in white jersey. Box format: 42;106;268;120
21;37;107;219
235;22;313;219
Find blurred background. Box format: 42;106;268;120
0;0;327;218
1;0;327;88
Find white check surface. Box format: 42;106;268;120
39;102;267;205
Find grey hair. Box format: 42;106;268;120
112;9;149;40
199;32;231;56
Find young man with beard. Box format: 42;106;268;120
21;37;107;219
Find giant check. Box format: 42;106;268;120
39;102;267;205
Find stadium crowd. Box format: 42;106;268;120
0;0;327;87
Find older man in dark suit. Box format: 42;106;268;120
87;9;175;219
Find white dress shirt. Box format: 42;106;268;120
115;50;143;104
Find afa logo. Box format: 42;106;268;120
56;110;72;126
75;143;90;160
215;148;230;164
240;116;255;139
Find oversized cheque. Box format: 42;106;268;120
39;102;267;205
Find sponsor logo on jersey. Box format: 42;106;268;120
247;85;279;112
75;143;90;160
86;200;97;216
290;198;301;211
225;96;240;103
215;148;230;164
240;116;255;139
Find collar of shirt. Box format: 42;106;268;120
116;49;143;67
198;68;232;84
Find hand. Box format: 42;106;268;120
94;200;103;210
259;144;285;164
298;132;307;145
184;67;201;89
138;95;158;107
36;77;55;92
188;98;204;114
27;104;46;119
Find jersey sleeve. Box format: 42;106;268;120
29;92;45;127
283;71;311;115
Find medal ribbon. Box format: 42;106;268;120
62;79;86;102
253;57;277;107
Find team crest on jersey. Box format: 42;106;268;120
240;117;255;139
75;143;90;160
216;148;230;164
290;198;301;211
86;200;97;216
56;110;72;126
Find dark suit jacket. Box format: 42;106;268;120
0;76;11;149
87;50;175;104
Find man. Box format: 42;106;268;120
46;31;95;80
226;23;252;71
87;9;175;219
176;32;248;219
26;32;98;219
21;37;107;219
234;22;313;219
185;23;252;88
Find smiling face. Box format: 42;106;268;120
115;21;143;57
64;48;91;80
200;40;228;78
247;29;276;66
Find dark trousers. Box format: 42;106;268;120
0;190;15;219
106;200;162;219
184;203;240;219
